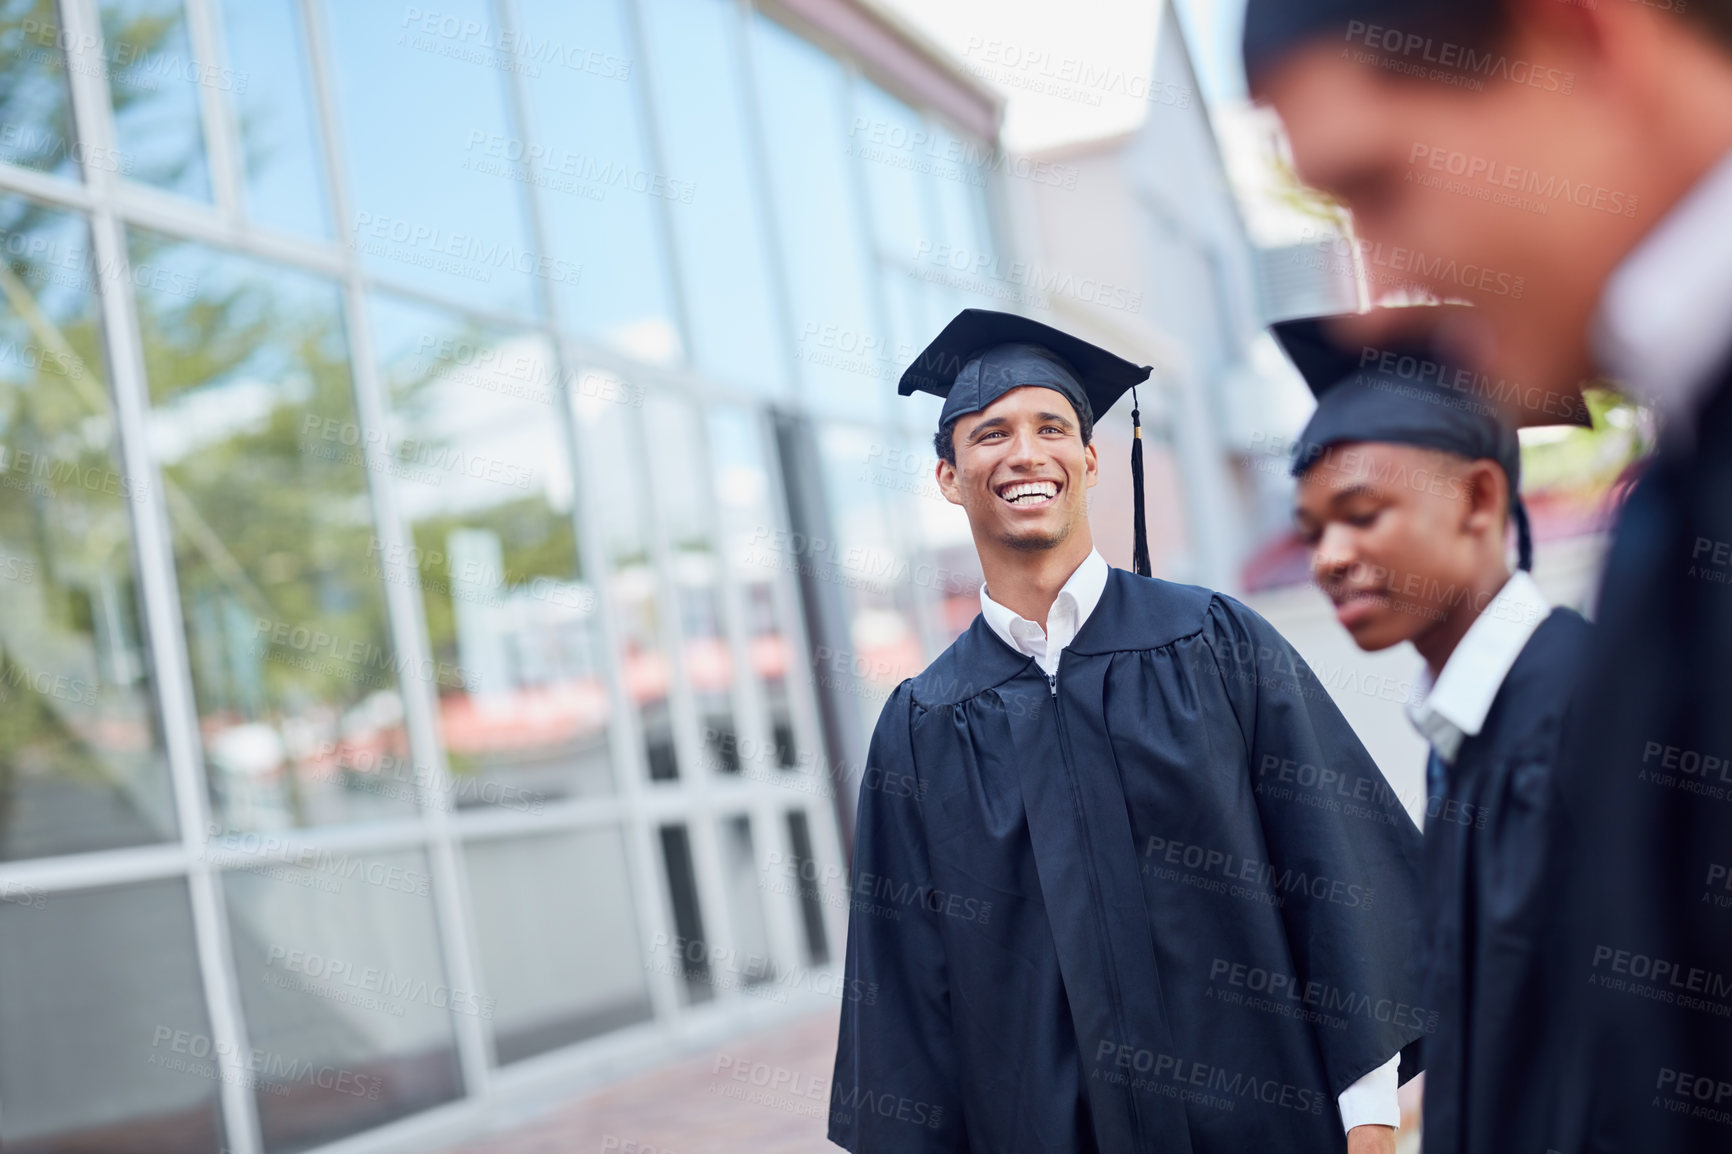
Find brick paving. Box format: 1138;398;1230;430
445;1013;841;1154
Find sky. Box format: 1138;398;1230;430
876;0;1248;152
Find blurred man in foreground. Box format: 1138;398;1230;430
1245;2;1732;1150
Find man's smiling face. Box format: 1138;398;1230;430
937;385;1098;554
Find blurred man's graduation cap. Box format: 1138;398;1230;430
900;308;1157;577
1275;312;1591;571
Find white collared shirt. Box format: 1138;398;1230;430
1595;147;1732;426
978;549;1111;676
1406;570;1553;765
980;549;1403;1133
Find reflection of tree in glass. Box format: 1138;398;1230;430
129;231;402;827
0;0;77;174
0;198;172;858
99;0;208;193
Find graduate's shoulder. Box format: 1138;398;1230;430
903;618;1032;709
1070;569;1292;657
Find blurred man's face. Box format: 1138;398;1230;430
937;386;1098;556
1258;28;1658;408
1293;442;1502;653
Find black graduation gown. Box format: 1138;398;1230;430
1417;607;1592;1154
1541;368;1732;1153
829;569;1427;1154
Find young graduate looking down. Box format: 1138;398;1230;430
1284;315;1593;1154
829;309;1427;1154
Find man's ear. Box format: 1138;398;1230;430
935;457;964;507
1083;438;1100;489
1461;459;1509;541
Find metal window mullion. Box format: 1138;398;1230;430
0;161;94;209
56;2;263;1153
302;0;493;1097
180;0;242;222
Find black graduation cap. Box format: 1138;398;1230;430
1242;0;1462;86
899;309;1157;577
1275;314;1589;571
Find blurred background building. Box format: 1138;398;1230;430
0;1;1638;1153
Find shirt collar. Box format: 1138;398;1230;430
979;549;1111;659
1594;146;1732;425
1405;570;1552;764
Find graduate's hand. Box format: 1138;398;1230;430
1345;1124;1396;1154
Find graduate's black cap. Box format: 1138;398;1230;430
1241;0;1475;86
1276;314;1557;569
900;309;1157;577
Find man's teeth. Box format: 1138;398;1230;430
1003;482;1058;504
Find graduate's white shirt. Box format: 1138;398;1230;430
1595;146;1732;427
1405;571;1553;766
980;548;1403;1133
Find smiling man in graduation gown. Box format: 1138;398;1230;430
1282;315;1593;1154
828;309;1428;1154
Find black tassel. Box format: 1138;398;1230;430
1131;385;1152;579
1514;500;1534;572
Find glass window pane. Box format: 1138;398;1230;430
657;822;711;1003
571;375;679;782
323;0;543;316
815;423;924;736
99;0;212;200
128;232;418;833
511;0;681;364
223;848;463;1152
463;827;653;1064
752;17;883;422
371;294;616;806
218;0;330;237
0;878;222;1153
639;0;786;395
0;2;81;177
645;392;740;778
718;813;772;985
785;808;828;965
709;405;803;777
853;81;929;264
0;196;177;861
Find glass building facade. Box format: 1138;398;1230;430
0;1;1001;1151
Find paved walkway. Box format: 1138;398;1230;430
444;1012;1423;1154
445;1013;841;1154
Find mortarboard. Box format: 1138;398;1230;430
1275;313;1590;571
1241;0;1472;86
899;309;1157;577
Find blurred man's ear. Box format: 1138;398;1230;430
1460;459;1510;542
